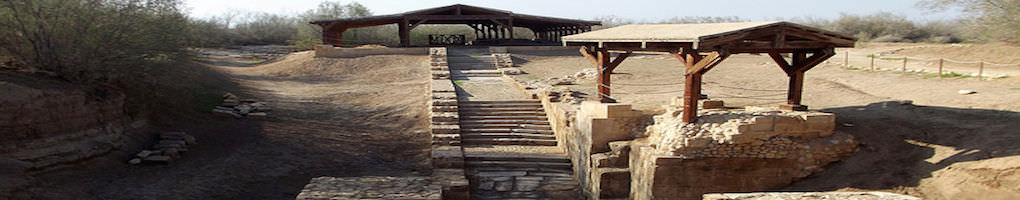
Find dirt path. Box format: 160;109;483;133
21;51;434;199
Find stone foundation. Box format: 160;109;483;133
703;192;921;200
426;47;471;199
296;176;441;199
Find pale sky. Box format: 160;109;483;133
182;0;964;22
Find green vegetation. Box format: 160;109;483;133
453;81;464;86
925;72;973;78
919;0;1020;43
1010;88;1020;91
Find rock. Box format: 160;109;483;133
163;148;180;158
493;181;513;192
136;150;153;158
212;108;242;118
478;181;495;191
184;135;197;145
221;99;240;107
250;102;272;112
128;158;142;165
957;90;977;95
143;155;172;163
501;68;524;75
223;93;237;99
235;104;254;114
247;112;268;120
240;98;258;103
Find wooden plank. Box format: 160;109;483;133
406;15;510;20
579;46;600;67
409;19;429;30
682;72;702;123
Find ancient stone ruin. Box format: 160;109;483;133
212;93;271;119
129;131;197;165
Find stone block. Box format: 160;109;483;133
431;99;458;106
136;150;153;158
431;92;456;100
699;100;725;109
246;112;268;120
430;124;460;134
431;146;464;169
430;112;458;123
595;168;631;199
433;169;469;200
143;155;172;164
749;116;775;132
432;134;461;146
212;109;241;118
801;113;836;135
774;116;806;132
431;106;458;112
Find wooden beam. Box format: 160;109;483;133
409;19;429;30
682;72;702;122
579;46;600;67
607;51;632;72
769;51;794;74
399;19;410;47
406;15;510;20
597;48;613;102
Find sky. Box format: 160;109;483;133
182;0;964;22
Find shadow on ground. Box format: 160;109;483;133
784;101;1019;193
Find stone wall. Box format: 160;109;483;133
314;45;429;58
627;98;858;200
0;80;142;172
426;47;470;200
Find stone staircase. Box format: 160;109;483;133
448;48;501;81
457;100;580;199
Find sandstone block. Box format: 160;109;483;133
431;124;460;134
699;100;725;109
212;109;242;118
801;113;835;134
431;106;458;112
774;116;806;132
431;146;464;169
431;99;458;106
128;158;142;165
432;134;461;146
430;112;459;123
143;155;172;163
136;150;154;158
246;112;268;120
431;92;456;100
749;116;775;131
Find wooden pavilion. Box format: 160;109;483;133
310;4;601;47
562;21;856;122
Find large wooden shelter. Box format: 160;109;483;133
562;21;855;122
310;4;601;47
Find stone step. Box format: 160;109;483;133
462;133;556;140
460;119;549;125
457;103;542;108
461;128;554;134
460;111;546;116
460;100;541;104
451;73;500;77
465;160;572;170
462;138;557;146
459;107;543;112
461;124;552;130
459;116;548;120
465;154;569;163
451;69;499;74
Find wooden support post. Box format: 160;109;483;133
770;49;834;111
844;51;849;66
902;57;907;72
399;19;410;47
580;47;631;103
870;55;875;71
508;19;514;40
978;61;984;79
683;72;703;122
938;58;944;78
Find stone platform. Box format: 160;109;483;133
295;176;441;200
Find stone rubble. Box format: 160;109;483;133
211;93;271;120
128;131;196;165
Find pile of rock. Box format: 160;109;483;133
212;93;270;119
129;132;197;165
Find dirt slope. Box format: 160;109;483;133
14;51;432;199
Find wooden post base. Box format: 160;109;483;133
600;98;617;103
779;104;808;111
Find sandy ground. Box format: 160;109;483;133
18;51;433;199
509;43;1020;200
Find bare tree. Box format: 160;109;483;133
919;0;1020;42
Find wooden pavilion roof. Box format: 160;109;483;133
563;21;855;52
310;4;601;29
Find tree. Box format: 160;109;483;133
919;0;1020;42
293;1;373;48
0;0;190;81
